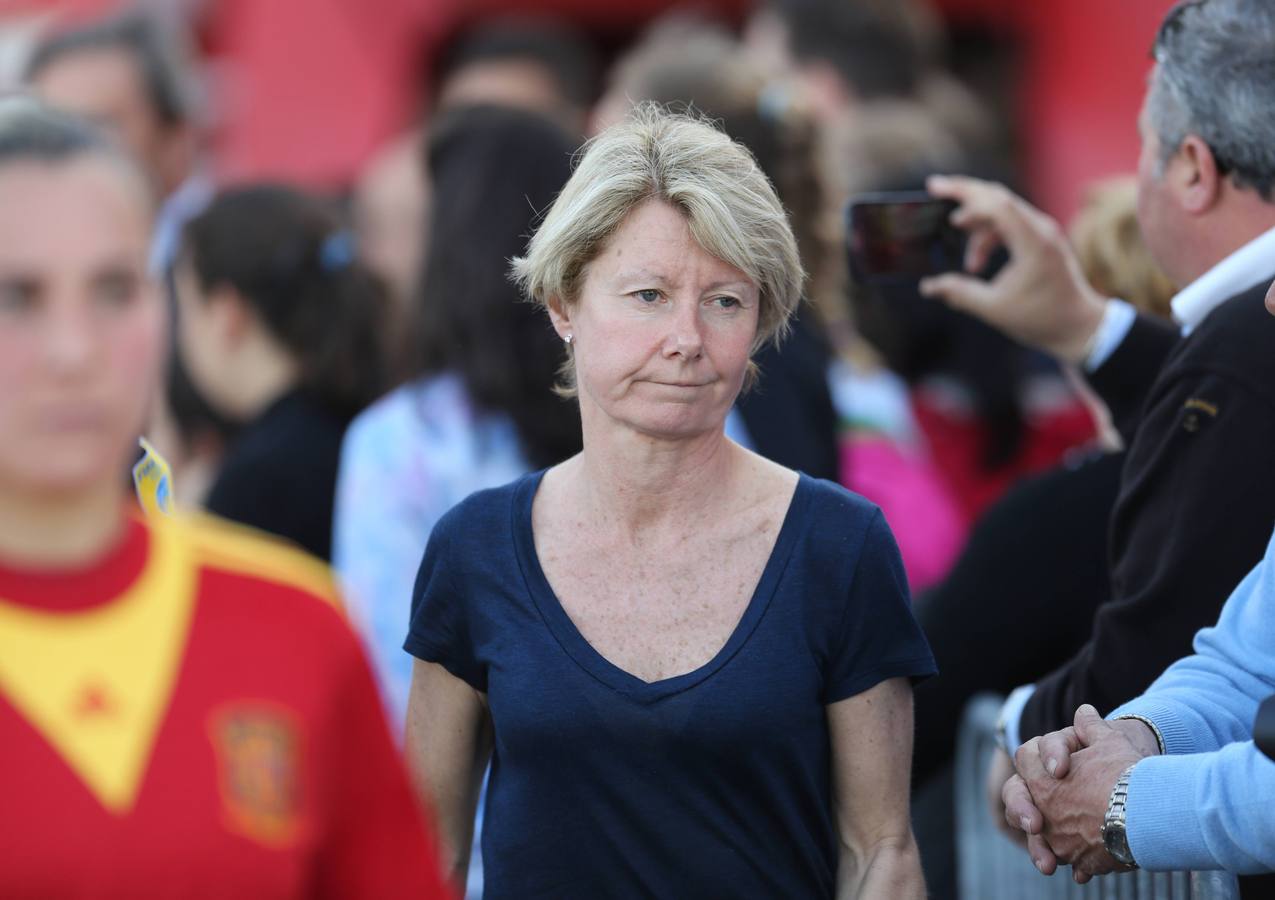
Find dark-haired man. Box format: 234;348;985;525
919;1;1275;894
26;10;210;272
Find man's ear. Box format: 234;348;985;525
546;294;573;341
1176;134;1225;215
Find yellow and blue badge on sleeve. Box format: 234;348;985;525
132;437;173;517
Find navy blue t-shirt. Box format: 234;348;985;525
405;471;936;899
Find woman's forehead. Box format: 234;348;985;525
587;199;757;288
0;157;151;265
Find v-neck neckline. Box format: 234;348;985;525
511;469;810;703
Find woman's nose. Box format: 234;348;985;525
663;300;704;359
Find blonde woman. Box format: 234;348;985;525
405;106;935;899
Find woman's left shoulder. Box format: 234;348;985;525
779;474;903;584
794;474;884;532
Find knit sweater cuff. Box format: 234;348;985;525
1108;696;1204;755
1124;754;1212;871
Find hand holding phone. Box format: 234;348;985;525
915;175;1108;364
845;191;966;284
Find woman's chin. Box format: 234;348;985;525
0;439;130;501
623;408;729;443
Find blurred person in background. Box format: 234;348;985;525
335;106;580;899
428;17;600;136
819;102;968;591
1070;176;1177;323
24;8;231;510
917;2;1275;896
334;104;581;729
592;16;840;481
821;101;1095;591
0;95;449;900
175;185;388;562
404;105;934;899
24;8;210;273
765;0;933;119
757;0;1002;186
909;176;1177;900
352;128;430;334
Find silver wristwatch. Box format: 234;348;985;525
1100;764;1138;867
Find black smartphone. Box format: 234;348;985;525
845;191;966;284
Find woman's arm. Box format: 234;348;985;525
829;676;926;900
404;659;493;891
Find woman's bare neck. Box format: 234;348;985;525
545;427;786;547
0;482;129;569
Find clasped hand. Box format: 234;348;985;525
997;704;1159;883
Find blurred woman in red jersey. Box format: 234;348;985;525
0;95;451;900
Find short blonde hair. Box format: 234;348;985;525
511;103;805;388
1069;177;1176;320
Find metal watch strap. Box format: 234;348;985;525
1101;764;1138;867
1113;714;1167;755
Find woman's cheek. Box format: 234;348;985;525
109;301;166;424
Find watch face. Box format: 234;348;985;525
1102;820;1135;866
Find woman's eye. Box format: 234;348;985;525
93;272;139;309
634;289;661;304
714;295;741;310
0;281;36;315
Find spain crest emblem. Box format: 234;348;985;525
208;703;304;847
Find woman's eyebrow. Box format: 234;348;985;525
701;279;754;292
612;268;672;286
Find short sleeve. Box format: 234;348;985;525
403;513;487;691
823;509;937;703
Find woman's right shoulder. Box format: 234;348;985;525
428;470;542;552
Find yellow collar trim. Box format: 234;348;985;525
0;518;198;814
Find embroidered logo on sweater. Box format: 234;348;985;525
1182;398;1219;433
209;703;304;848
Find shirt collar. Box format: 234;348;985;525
1171;223;1275;334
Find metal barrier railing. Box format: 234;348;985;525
954;693;1240;900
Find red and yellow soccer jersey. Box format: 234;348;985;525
0;512;453;900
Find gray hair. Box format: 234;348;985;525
0;92;146;186
25;11;197;128
511;103;805;392
1147;0;1275;198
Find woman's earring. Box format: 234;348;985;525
564;333;574;346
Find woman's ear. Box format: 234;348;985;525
546;294;573;341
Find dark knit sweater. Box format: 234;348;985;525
1021;281;1275;739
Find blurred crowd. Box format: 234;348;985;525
3;0;1275;898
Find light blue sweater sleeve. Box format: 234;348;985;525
1109;525;1275;872
333;389;452;731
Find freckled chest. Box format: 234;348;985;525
532;497;788;684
